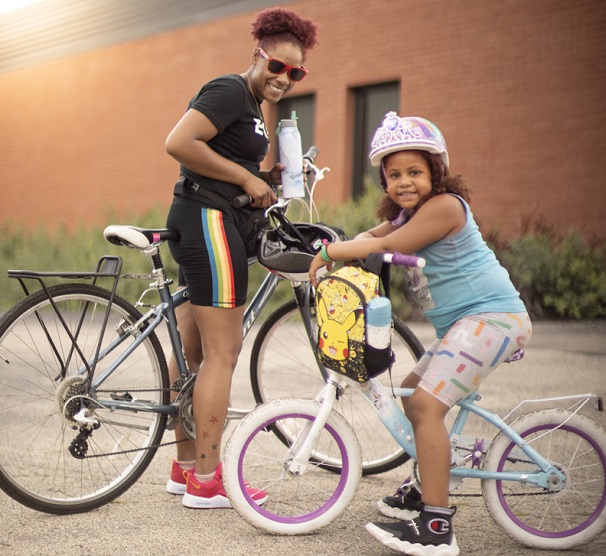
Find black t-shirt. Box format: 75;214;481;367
180;74;270;201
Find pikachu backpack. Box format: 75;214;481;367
315;253;394;383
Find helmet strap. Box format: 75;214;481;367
379;160;388;190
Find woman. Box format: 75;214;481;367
165;7;318;509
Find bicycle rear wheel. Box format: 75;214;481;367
0;284;169;514
250;299;424;475
482;409;606;550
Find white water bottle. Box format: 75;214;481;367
278;113;304;198
366;297;392;349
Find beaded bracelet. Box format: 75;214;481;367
320;243;333;262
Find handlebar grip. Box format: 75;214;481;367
386;252;426;268
233;194;252;208
303;145;319;164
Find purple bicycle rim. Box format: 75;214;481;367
496;422;606;538
237;412;350;524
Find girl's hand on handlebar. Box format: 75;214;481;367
309;252;332;287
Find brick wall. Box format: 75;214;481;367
1;0;605;239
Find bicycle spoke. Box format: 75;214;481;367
0;285;169;514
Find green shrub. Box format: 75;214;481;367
495;230;606;320
2;195;604;321
0;207;310;318
0;209;179;311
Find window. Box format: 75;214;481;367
276;94;315;157
352;82;400;197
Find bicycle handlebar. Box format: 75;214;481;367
383;252;426;268
233;146;320;208
303;145;319;165
232;193;252;209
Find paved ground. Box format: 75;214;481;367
1;320;605;555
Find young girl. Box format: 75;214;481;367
165;8;318;509
308;113;532;555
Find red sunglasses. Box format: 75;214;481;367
257;47;308;82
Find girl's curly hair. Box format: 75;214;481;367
376;150;472;222
251;7;319;56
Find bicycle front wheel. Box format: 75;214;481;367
482;408;606;550
223;398;362;535
250;299;424;475
0;284;169;514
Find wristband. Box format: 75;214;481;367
320;244;333;262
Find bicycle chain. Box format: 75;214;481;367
77;437;187;459
96;387;179;393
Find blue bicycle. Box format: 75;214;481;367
223;253;606;550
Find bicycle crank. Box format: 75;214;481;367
178;377;197;441
176;374;231;440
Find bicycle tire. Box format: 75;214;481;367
0;283;169;514
223;398;362;534
482;408;606;550
250;299;424;475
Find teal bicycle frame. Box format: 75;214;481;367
362;379;566;489
303;375;570;491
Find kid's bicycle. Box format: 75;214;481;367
0;151;423;514
222;252;606;550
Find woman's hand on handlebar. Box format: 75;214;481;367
308;252;332;287
242;174;278;208
260;163;284;188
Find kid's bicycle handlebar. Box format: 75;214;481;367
233;146;320;209
383;252;426;268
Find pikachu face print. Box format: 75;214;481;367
317;297;357;361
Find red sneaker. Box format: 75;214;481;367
182;463;268;509
166;460;188;495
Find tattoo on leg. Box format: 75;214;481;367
210;416;219;424
201;430;209;439
200;453;207;460
212;444;218;451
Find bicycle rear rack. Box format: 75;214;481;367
8;255;123;296
7;256;124;384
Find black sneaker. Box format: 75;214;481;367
366;505;459;556
377;476;423;520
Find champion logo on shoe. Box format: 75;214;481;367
428;517;450;534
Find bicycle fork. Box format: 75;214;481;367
285;381;341;475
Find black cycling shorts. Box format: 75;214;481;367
167;195;250;308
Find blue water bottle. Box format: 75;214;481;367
366;297;392;349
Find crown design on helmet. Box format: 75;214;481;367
369;112;449;169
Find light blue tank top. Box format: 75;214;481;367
404;195;525;337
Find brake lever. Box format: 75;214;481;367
264;197;290;218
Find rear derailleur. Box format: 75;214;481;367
68;408;101;459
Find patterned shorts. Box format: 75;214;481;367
413;312;533;407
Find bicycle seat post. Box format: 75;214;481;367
142;244;171;291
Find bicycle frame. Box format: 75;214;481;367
293;373;577;491
8;252;318;422
6;150;330;427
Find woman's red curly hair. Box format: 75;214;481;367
251;7;318;55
